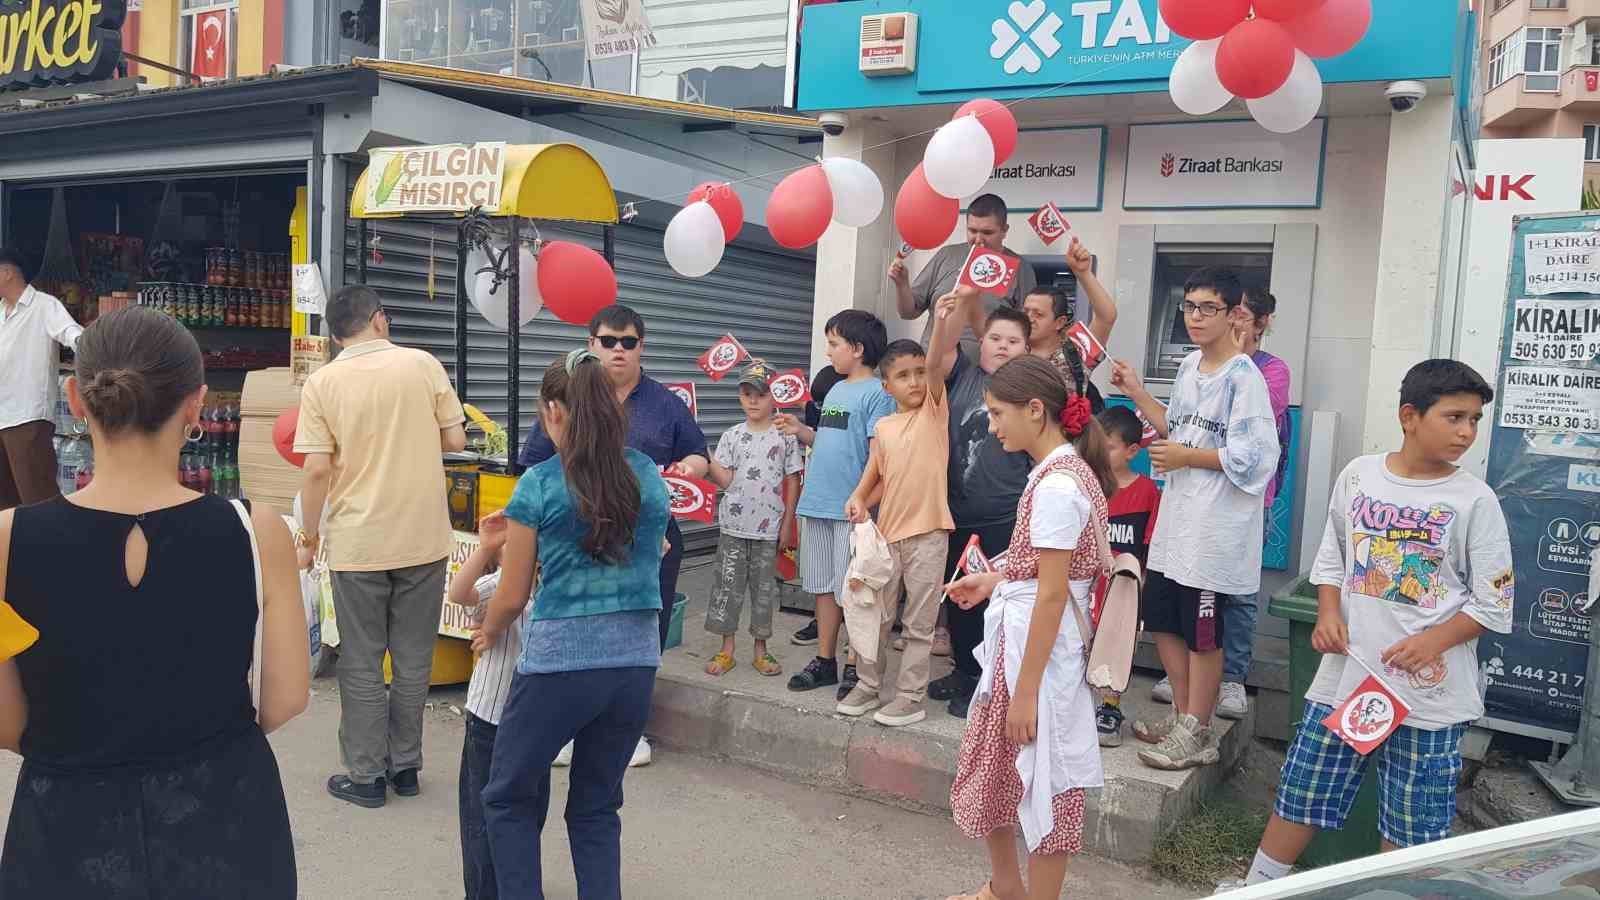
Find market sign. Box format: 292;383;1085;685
0;0;126;89
579;0;656;61
364;143;509;215
1123;119;1325;209
978;127;1104;212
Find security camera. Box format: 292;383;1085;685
1385;81;1427;113
818;112;850;137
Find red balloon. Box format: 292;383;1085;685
1282;0;1371;59
895;164;959;251
954;99;1019;166
767;165;834;250
273;407;305;468
1253;0;1326;22
1216;18;1296;100
687;181;744;242
1158;0;1250;40
537;241;618;325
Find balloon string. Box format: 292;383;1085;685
616;54;1151;215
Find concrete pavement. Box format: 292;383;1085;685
0;679;1193;900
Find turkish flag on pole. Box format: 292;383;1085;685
192;9;229;80
663;382;697;418
957;534;994;576
696;334;749;381
663;473;719;524
1063;322;1107;373
768;369;812;407
1322;671;1412;756
956;246;1022;297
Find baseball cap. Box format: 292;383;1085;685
738;359;777;391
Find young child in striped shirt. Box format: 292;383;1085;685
451;510;526;900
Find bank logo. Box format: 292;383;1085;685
1160;153;1176;178
990;0;1063;75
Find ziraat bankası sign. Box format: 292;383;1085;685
0;0;127;89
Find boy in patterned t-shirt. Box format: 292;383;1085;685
703;361;804;677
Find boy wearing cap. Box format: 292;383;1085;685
703;360;804;677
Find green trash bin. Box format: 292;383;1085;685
1269;577;1380;868
663;593;689;651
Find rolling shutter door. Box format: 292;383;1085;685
343;193;816;553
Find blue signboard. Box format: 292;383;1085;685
799;0;1465;111
1479;213;1600;740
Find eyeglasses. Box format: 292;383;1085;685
1180;301;1229;319
596;335;640;350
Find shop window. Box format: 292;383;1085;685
338;0;382;63
677;65;785;109
381;0;632;91
1145;246;1272;382
180;0;237;80
1585;125;1600;162
1523;27;1562;91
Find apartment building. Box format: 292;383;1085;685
1481;0;1600;182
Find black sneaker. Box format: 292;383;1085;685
390;768;419;797
787;656;838;692
327;775;386;809
947;689;974;720
836;664;858;701
791;620;819;646
928;670;976;702
1096;703;1125;748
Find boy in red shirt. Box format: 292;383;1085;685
1096;406;1160;746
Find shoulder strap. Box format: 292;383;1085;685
230;499;265;724
1056;466;1113;651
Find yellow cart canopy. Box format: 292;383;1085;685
350;142;619;223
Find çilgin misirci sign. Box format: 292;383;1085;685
0;0;127;90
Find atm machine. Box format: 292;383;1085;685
1107;223;1317;574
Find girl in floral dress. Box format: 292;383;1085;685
945;354;1117;900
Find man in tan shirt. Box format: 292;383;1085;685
294;284;466;809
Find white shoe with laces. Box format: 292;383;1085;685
1217;682;1249;720
629;737;652;768
1151;676;1173;704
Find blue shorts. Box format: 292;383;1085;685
1274;701;1465;848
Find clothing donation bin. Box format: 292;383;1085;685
1270;576;1380;867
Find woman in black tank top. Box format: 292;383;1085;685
0;307;308;899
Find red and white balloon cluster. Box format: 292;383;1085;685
664;162;885;276
1163;0;1372;134
896;99;1019;250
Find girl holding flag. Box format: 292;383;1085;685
943;354;1117;900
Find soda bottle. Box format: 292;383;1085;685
223;404;240;455
197;453;213;496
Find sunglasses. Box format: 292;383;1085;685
596;335;640;350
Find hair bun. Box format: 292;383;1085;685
80;368;150;433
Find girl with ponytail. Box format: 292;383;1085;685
944;354;1115;900
473;347;671;897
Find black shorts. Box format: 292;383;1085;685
1140;569;1227;653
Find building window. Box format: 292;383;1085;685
1524;27;1562;90
180;0;238;80
1530;0;1568;8
1585;125;1600;162
1489;33;1520;87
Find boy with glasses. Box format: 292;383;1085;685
1109;267;1279;770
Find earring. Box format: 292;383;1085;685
185;424;205;443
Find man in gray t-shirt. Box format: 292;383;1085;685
888;193;1037;356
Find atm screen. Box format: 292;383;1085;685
1146;246;1273;381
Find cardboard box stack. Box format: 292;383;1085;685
239;367;302;517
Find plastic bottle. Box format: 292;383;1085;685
56;438;87;495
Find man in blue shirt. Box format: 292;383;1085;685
518;304;709;656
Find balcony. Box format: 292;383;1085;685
1560;64;1600;106
1483;73;1564;128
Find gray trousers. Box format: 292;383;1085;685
330;559;447;785
705;535;779;640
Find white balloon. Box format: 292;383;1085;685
923;115;996;200
468;243;542;331
663;201;726;277
1247;50;1323;134
1169;39;1232;116
820;157;884;228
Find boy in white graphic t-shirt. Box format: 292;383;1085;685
1111;266;1280;771
1242;360;1512;885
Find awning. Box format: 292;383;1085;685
348;142;620;223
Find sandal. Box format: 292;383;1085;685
946;882;1004;900
752;653;783;676
704;652;735;676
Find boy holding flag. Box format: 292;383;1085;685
1245;360;1514;884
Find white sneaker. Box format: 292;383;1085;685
553;741;574;767
1151;676;1173;704
629;737;652;768
1217;682;1249;720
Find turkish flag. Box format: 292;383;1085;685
696;334;749;381
1322;673;1411;756
768;369;811;407
192;9;228;80
1027;202;1070;246
1064;322;1106;373
956;246;1021;297
1134;408;1159;447
663;382;697;418
1587;70;1598;92
663;473;719;524
957;534;994;575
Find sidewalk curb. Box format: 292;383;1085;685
647;671;1253;863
